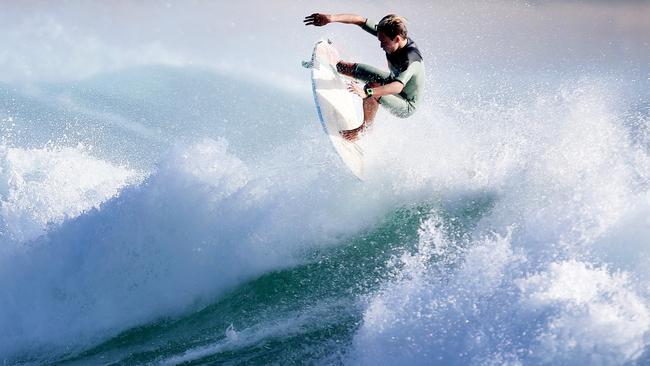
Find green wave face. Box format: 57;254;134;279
55;196;495;366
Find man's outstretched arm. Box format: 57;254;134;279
303;13;365;27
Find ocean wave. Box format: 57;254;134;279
0;137;389;362
351;85;650;365
0;143;141;245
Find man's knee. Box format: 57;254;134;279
365;82;382;89
336;61;355;76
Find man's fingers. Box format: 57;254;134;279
303;14;317;22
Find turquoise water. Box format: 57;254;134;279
2;65;650;366
53;198;493;365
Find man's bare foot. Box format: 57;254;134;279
340;126;364;141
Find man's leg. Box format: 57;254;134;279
336;61;356;77
334;62;390;141
378;94;416;118
338;62;390;84
362;82;382;125
341;82;381;141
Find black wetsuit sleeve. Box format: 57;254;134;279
391;46;423;83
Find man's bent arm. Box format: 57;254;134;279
369;81;404;98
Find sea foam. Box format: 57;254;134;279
351;84;650;365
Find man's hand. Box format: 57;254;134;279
304;13;332;27
347;82;366;99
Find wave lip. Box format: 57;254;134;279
0;137;381;363
0;139;259;361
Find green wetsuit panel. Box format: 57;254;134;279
361;18;379;36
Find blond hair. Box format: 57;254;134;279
377;14;408;39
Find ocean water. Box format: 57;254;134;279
1;2;650;365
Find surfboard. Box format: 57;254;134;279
305;39;364;180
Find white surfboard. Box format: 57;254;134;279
307;39;364;180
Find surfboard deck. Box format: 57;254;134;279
307;39;364;180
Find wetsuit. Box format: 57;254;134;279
353;18;425;118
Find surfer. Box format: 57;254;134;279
304;13;425;141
